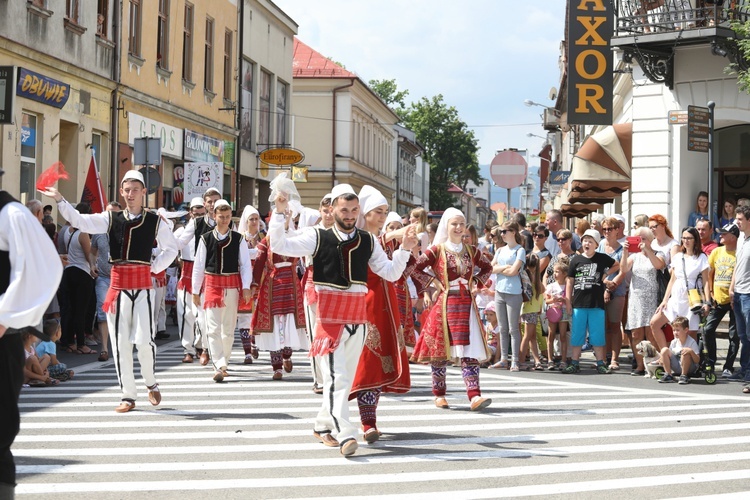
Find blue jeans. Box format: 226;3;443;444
731;292;750;379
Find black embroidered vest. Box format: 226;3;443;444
0;191;17;294
312;228;373;289
194;216;216;253
202;230;241;275
108;210;160;264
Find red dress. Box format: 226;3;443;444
410;243;493;363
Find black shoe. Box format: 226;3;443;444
155;331;170;340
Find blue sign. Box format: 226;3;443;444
16;68;70;109
21;125;35;146
549;171;570;185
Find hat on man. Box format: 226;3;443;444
330;183;357;201
582;228;601;245
720;222;740;238
213;199;231;210
121;170;145;186
613;214;626;227
189;197;204;208
203;187;221;198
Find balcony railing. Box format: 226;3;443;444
616;1;750;36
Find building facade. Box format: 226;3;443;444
394;124;423;216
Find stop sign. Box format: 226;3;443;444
490;150;527;189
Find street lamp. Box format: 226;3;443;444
527;132;548;142
524;99;549;108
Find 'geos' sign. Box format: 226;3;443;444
567;0;613;126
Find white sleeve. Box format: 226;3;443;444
175;218;196;250
239;241;252;289
268;211;317;257
151;219;179;275
57;199;110;234
0;203;64;330
192;239;207;293
368;239;409;282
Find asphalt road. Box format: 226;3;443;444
12;329;750;499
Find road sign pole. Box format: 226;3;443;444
708;101;715;222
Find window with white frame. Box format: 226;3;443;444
276;80;287;146
20;113;38;205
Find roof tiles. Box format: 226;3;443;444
293;38;356;78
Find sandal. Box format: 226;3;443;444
609;361;620;371
489;360;509;370
76;346;97;354
534;362;544;371
743;385;750;394
64;345;76;354
98;351;109;362
510;363;520;372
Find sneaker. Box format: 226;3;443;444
581;342;592;352
722;369;733;378
658;374;674;383
596;363;610;374
563;363;580;374
631;369;646;376
678;375;690;385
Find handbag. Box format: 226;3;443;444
511;246;533;302
656;267;670;304
682;255;704;313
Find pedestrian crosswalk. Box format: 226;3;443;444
13;340;750;498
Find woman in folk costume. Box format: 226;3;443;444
250;175;309;380
411;207;494;411
236;204;266;364
382;212;417;349
350;187;412;444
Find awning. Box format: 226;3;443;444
560;202;603;218
568;123;632;204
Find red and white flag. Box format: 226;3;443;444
80;151;107;213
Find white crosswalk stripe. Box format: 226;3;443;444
13;340;750;498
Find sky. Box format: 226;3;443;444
273;0;568;209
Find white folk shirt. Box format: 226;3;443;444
267;211;410;293
175;215;216;251
174;226;196;261
192;229;252;293
0;201;63;330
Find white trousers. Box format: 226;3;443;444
107;288;157;402
176;288;198;355
304;298;323;388
204;289;239;370
314;323;366;443
153;285;166;331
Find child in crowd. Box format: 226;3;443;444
545;259;570;370
658;316;700;384
564;229;619;374
35;319;74;382
483;301;499;364
519;254;544;370
23;330;58;387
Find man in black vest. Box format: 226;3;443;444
269;184;417;457
41;170;178;413
1;169;63;498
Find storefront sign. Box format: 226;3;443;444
0;66;16;124
223;141;235;170
567;0;613;125
549;171;570;185
16;68;70;109
259;147;304;166
184;162;223;199
184;129;224;163
128;113;183;159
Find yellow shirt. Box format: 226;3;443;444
708;246;735;305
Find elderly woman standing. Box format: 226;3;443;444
616;226;666;375
411;208;493;411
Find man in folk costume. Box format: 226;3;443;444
236;204;265;364
1;170;63;498
411;208;494;412
269;181;417;457
192;200;252;382
350;186;413;444
41;170;178;413
174;197;207;363
301;196;333;394
251;217;309;381
176;187;222;366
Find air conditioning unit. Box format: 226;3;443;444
543;108;560;131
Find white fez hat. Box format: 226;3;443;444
213;199;231;210
189;197;204;208
330;183;357;201
122;170;145;186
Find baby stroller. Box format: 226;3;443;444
655;316;717;384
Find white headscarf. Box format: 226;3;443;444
298;207;321;229
238;205;260;235
433;207;465;246
356;185;388;229
268;172;300;203
382;211;403;232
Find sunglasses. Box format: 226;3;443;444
601;227;614;232
558;237;571;242
499;229;511;235
648;225;659;230
533;233;546;238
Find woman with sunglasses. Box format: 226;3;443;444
649;226;711;350
648;214;679;267
599;217;627;370
531;225;551;277
544;229;576;289
489;221;526;371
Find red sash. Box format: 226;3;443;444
177;260;194;293
103;264;152;314
203;273;241;309
309;290;366;357
151;270;167;288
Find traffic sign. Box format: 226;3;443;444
687;105;710;153
490;150;527;189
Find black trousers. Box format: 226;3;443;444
703;302;740;370
59;266;95;348
0;332;24;488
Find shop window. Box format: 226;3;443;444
204;17;214;92
20;113;38;205
97;0;108;37
223;29;232;101
157;0;170;69
129;0;142;57
182;3;193;82
276;81;287;146
259;70;270;147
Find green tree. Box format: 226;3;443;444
368;78;409;121
728;21;750;93
403;95;481;211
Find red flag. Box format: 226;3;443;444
80;153;107;213
36;162;69;192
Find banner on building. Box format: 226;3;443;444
184;162;223;199
567;0;613;126
16;68;70;109
184;129;224;164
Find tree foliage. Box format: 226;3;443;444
368;80;481;211
729;21;750;93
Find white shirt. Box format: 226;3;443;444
267;211;410;293
174;226;195;261
0;201;63;330
175;215;216;251
57;200;178;275
192;229;252;293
